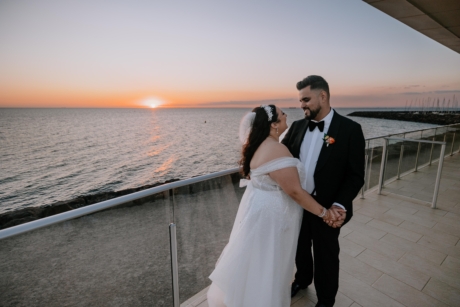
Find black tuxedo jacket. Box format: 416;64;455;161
281;111;365;225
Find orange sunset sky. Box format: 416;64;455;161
0;0;459;109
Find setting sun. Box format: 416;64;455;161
139;97;164;109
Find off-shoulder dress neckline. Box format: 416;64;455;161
250;156;298;171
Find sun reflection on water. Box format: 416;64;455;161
153;156;176;176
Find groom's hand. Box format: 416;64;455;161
331;218;345;228
325;206;346;228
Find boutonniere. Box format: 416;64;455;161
323;134;335;147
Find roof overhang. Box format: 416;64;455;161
364;0;460;54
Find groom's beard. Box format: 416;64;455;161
304;106;321;120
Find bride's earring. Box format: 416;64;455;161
276;127;279;135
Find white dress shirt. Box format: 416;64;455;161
299;108;345;211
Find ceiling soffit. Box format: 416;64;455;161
364;0;460;54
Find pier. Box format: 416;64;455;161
348;111;460;126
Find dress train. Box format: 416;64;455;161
207;157;305;307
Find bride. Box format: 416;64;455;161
207;105;342;307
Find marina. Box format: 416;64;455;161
348;111;460;126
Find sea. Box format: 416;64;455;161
0;107;438;214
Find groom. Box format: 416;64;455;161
282;75;365;307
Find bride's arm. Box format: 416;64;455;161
269;167;342;222
258;143;341;222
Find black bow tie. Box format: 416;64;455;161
308;120;325;132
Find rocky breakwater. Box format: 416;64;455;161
0;179;180;230
348;111;460;125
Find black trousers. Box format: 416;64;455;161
295;210;341;307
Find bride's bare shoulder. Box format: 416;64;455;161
266;142;292;159
251;141;293;168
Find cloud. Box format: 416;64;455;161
400;89;460;95
404;85;420;89
172;98;299;108
400;92;423;95
333;95;390;105
432;90;460;94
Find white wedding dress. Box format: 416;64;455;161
208;157;305;307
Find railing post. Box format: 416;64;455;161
378;139;388;195
396;143;404;179
458;133;460;153
384;142;389;176
169;223;180;307
458;131;460;153
432;144;446;209
414;142;422;172
451;132;456;156
429;136;435;165
361;153;369;198
443;134;447;157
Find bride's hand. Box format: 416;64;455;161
322;207;346;227
322;208;339;221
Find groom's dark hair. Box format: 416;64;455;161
296;75;330;99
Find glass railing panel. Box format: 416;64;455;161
416;139;433;168
420;128;436;141
419;128;438;167
390;133;405;139
383;143;445;204
453;124;460;154
384;139;402;182
432;127;447;161
445;125;459;155
404;131;422;140
0;192;173;307
366;138;384;190
400;138;420;175
444;127;455;157
363;140;371;192
172;172;242;304
401;131;425;173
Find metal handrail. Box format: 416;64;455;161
381;137;446;145
0;167;239;240
364;122;458;141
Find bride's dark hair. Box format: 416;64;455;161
239;105;279;177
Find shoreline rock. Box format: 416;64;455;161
0;179;180;230
347;111;460;125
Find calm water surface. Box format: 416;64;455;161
0;107;438;213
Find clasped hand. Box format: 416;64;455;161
322;207;346;228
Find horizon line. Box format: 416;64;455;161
0;106;418;110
